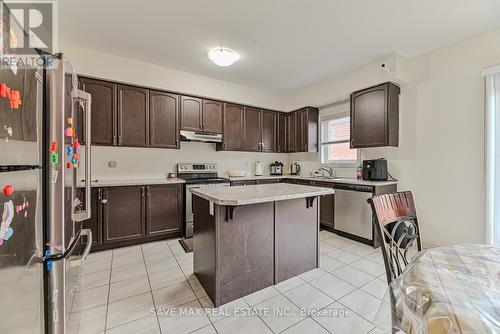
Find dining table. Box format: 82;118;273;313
376;244;500;334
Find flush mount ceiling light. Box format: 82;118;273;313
208;47;239;67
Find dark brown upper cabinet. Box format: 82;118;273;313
80;77;117;146
243;107;262;151
277;113;287;153
220;103;244;151
180;96;202;131
202;99;223;134
117;85;149;147
294;107;319;153
180;96;223;134
102;186;145;244
261;110;277;152
149;90;179;149
146;184;182;237
350;82;400;148
286;112;297;152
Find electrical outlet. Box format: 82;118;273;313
108;161;117;168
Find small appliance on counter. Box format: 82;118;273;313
290;162;301;175
362;158;388;181
270;161;284;175
255;161;263;176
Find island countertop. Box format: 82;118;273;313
190;183;334;206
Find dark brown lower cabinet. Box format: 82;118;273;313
255;179;279;185
146;184;182;236
102;186;145;244
230;180;257;186
82;184;183;251
314;182;335;229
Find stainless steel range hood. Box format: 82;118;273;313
180;130;223;143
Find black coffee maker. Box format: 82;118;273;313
270;161;284;175
362;159;388;181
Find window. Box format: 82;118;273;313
320;114;358;164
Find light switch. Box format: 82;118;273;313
108;161;117;168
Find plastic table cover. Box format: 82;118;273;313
375;244;500;334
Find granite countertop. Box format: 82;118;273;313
190;183;335;206
76;178;185;188
228;175;397;186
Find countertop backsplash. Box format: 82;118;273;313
77;141;289;182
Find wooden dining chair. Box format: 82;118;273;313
367;191;423;285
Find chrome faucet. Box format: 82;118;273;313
318;166;335;178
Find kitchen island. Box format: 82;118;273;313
191;183;334;307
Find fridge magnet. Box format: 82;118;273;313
15;197;29;215
0;200;15;246
64;127;75;137
49;141;58;152
67;145;73;156
9;90;21;109
2;185;14;196
67;117;73;125
0;83;22;110
66;162;71;169
3;125;13;142
50;152;59;164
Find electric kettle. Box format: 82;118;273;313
290;162;301;175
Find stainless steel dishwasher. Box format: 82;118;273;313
334;183;374;242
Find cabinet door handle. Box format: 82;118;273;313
101;199;108;204
113;135;117;146
304;144;307;151
118;135;123;145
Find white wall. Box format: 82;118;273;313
287;27;500;246
79;142;288;180
60;43;287;111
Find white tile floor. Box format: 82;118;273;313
72;230;393;334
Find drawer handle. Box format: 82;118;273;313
101;199;108;204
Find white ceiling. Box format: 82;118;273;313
60;0;500;92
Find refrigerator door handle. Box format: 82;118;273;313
43;230;82;262
67;229;92;268
80;228;92;261
72;89;92;222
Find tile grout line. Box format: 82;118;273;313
275;234;383;333
166;240;222;334
320;234;387;330
104;247;156;332
142;242;166;334
103;250;114;333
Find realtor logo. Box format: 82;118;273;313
0;0;58;68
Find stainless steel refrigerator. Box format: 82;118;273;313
0;55;93;334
